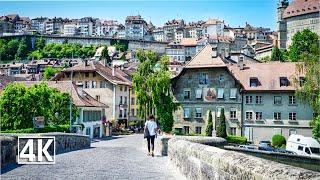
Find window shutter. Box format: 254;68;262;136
230;88;237;99
217;88;224;99
196;88;202;99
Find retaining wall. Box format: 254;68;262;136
168;138;320;180
0;133;90;168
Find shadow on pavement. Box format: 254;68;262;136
91;136;124;143
1;163;23;174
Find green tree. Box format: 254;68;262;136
216;108;227;138
0;83;78;130
271;46;284;62
132;50;179;133
15;38;28;60
6;39;20;60
27;50;43;60
101;46;111;65
35;36;46;50
289;29;319;62
44;67;61;80
205;111;213;136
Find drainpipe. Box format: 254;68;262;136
240;88;244;137
113;84;116;123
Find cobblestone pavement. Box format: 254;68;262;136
1;134;185;180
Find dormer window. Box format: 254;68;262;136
280;77;289;87
299;77;305;87
249;77;259;87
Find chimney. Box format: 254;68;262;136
112;65;115;76
76;82;84;97
211;47;218;58
238;57;244;70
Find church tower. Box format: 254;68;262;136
277;0;289;49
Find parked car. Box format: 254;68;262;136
286;134;320;157
258;141;274;151
239;145;256;150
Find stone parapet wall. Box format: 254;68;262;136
168;138;320;180
0;133;90;168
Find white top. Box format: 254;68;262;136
145;120;157;136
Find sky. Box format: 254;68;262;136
0;0;279;30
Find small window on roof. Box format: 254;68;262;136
280;77;289;87
250;77;259;87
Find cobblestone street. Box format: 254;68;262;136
1;134;185;180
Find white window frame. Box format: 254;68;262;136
289;112;296;120
230;108;237;119
195;107;202;118
196;88;202;99
246;111;253;120
183;108;190;118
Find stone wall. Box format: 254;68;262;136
0;133;90;168
168;138;320;180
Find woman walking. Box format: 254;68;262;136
144;115;158;157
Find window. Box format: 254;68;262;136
85;72;89;77
289;129;297;136
274;112;281;120
196;127;202;134
289;95;296;105
124;109;127;118
195;108;202;118
131;97;135;105
119;109;123;118
289;112;296;120
230;127;236;135
124;86;127;92
131;109;135;116
230;108;237;119
217;107;222;118
93;72;96;77
95;95;100;101
256;96;262;104
119;96;123;104
119;86;123;91
83;110;102;122
246;112;253;120
299;77;305;87
184;126;190;134
250;77;259;87
230;88;237;99
100;81;106;88
274;96;282;105
280;77;289;87
92;81;97;88
219;75;224;84
217;88;224;99
183;108;190;118
256;112;262;120
305;147;311;154
124;97;127;105
198;73;208;85
84;81;89;88
298;146;303;151
86;127;91;136
196;89;202;99
246;96;253;104
184;89;191;99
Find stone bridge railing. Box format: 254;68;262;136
167;137;320;180
1;133;90;168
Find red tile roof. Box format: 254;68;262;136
228;62;302;91
283;0;320;19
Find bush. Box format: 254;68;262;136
0;125;70;134
226;135;247;145
216;108;227;138
272;134;286;148
205;110;213;136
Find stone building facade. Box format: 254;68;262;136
277;0;320;49
229;62;314;143
172;45;242;135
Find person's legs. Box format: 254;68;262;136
147;137;151;154
150;135;155;156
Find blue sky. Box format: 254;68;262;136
0;0;278;30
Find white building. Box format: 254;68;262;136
202;19;224;37
125;15;148;40
63;23;78;36
78;17;93;36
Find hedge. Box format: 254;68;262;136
0;125;70;134
226;135;247;145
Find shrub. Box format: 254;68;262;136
0;125;70;134
205;110;213;136
272;134;286;148
226;135;247;145
216;108;227;138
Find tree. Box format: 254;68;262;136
101;46;111;65
216;108;227;138
289;29;319;62
0;83;78;131
35;36;46;50
271;46;284;62
272;134;286;148
132;50;179;133
15;38;28;60
205;111;213;136
291;30;320;138
44;67;61;80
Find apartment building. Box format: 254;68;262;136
125;15;148;40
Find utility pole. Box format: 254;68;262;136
69;70;73;132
